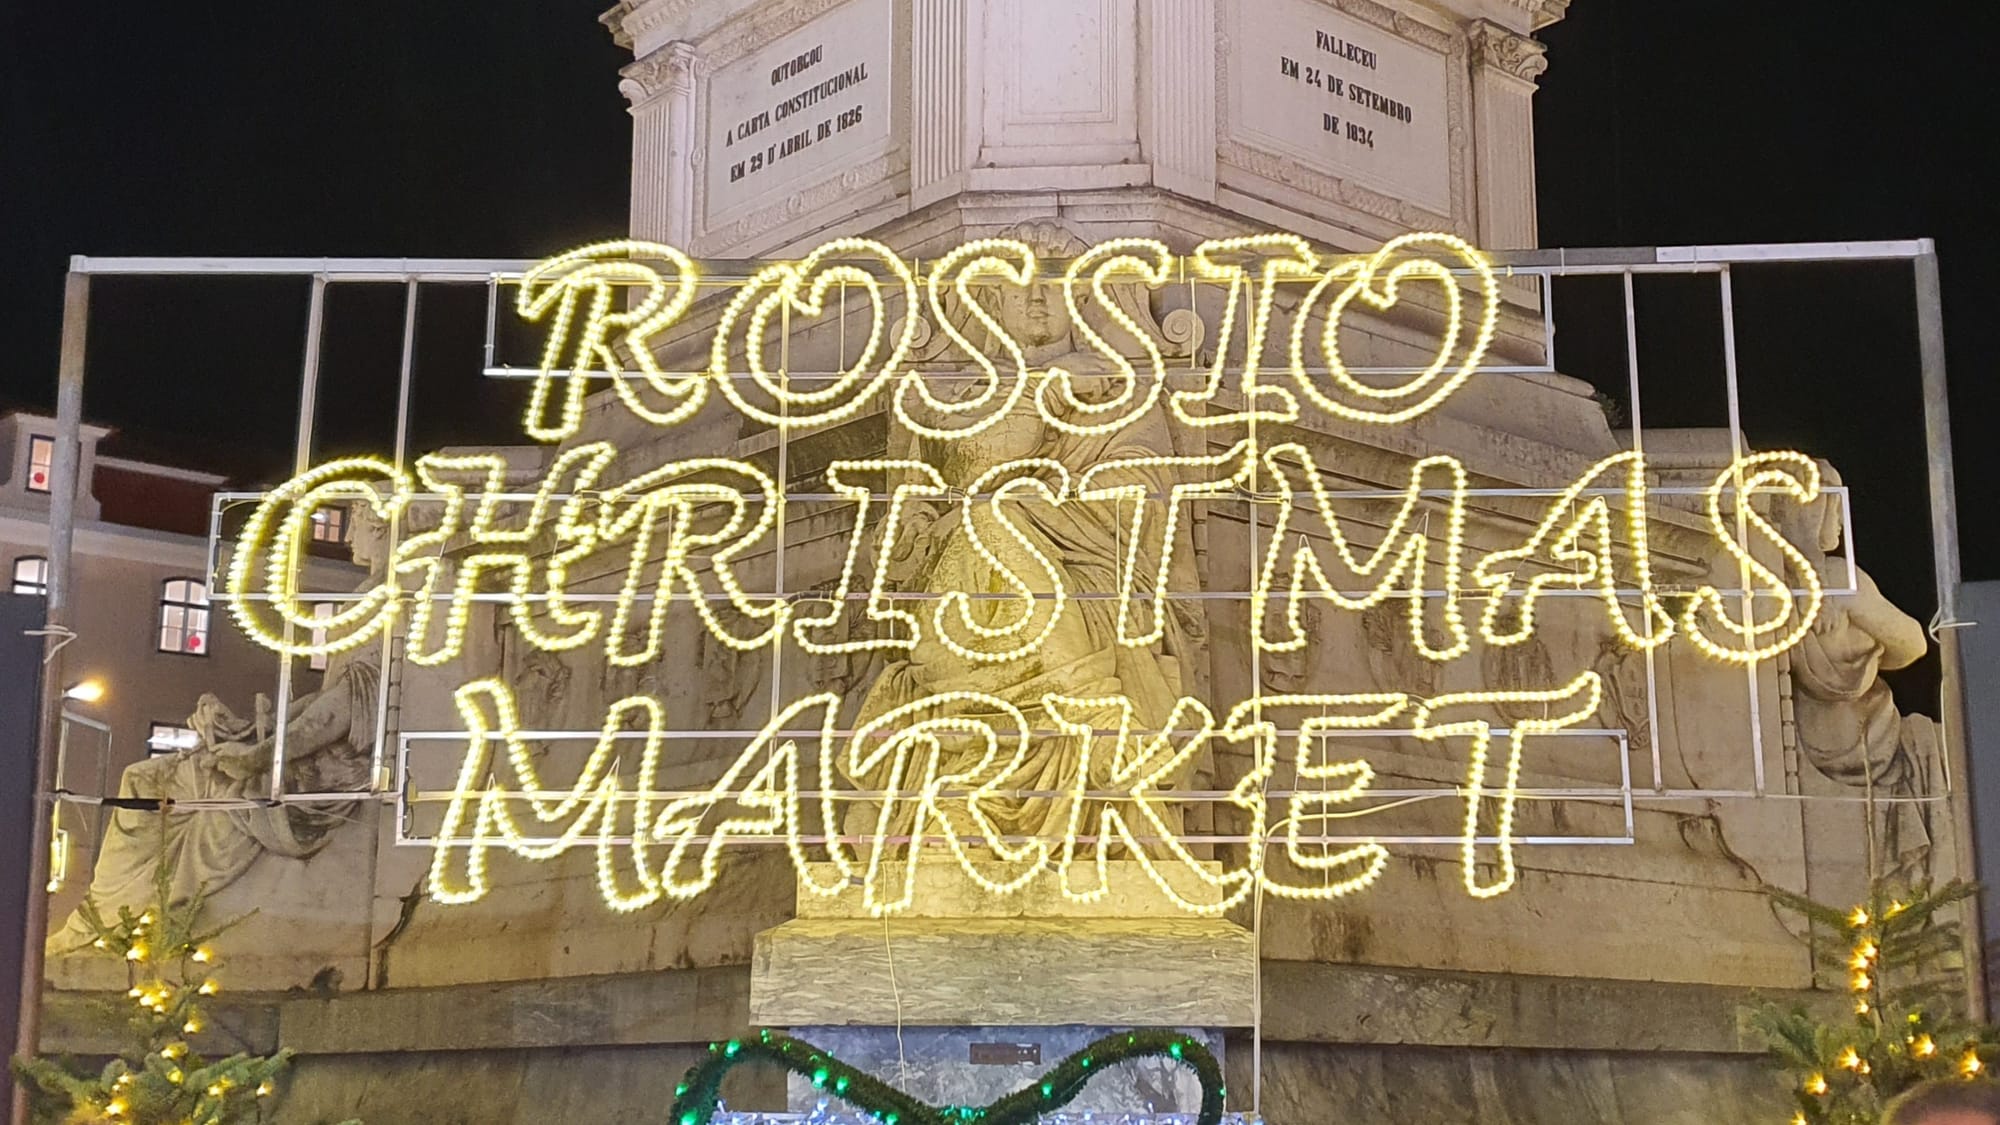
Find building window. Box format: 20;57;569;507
11;556;48;596
311;506;348;544
309;601;335;671
147;723;199;756
159;578;210;655
26;434;55;493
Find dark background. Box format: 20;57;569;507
1;1;1991;710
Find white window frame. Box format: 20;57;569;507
158;578;211;656
25;434;54;494
11;556;48;596
311;506;348;544
147;722;199;756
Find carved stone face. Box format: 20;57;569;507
1779;458;1845;557
995;280;1069;350
347;500;392;576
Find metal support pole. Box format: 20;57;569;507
1914;241;1986;1018
12;270;89;1125
270;276;328;802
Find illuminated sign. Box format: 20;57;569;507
225;235;1829;915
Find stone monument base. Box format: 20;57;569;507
751;861;1253;1118
782;1025;1228;1116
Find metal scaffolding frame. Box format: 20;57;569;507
10;238;1976;1125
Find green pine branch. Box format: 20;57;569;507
11;861;353;1125
1745;877;1993;1124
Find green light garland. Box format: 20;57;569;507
668;1028;1226;1125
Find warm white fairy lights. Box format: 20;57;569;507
849;694;1050;915
1681;451;1826;663
517;240;703;442
1036;239;1175;436
931;459;1072;664
419;677;1617;914
221;232;1853;917
791;460;948;656
1239;693;1406;901
711;237;919;430
1472;450;1674;654
897;239;1037;440
1076;441;1258;648
1287;231;1499;426
1254;441;1471;662
1412;671;1603;899
1171;234;1319;427
502;232;1495;440
1046;694;1262;914
427;679;671;911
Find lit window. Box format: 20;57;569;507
11;556;48;596
26;435;54;494
159;578;211;655
311;506;348;544
147;723;199;756
309;601;335;671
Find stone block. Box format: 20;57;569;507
279;966;752;1054
751;917;1256;1027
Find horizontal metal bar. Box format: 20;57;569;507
52;787;1952;809
400;727;1632;741
209;484;1856;503
1649;240;1932;264
69;255;533;280
67;241;1932;282
409;832;1637;848
403;786;1634;803
220;584;1851;603
479;365;1563;381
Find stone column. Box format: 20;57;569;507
910;0;979;209
1465;19;1548;251
620;40;699;245
1138;0;1217;203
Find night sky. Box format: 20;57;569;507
2;1;1992;709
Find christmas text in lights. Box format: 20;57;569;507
225;235;1832;915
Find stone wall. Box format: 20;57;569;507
45;960;1824;1124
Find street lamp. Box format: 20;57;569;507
62;679;104;703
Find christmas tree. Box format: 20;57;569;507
1749;877;1998;1124
13;863;306;1125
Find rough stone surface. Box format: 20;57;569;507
274;1044;782;1125
42;962;1817;1123
1257;960;1834;1054
1246;1040;1789;1125
280;966;753;1054
753;918;1257;1027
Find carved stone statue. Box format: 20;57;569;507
1785;462;1937;883
55;504;387;939
847;221;1202;850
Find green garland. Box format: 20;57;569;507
668;1028;1225;1125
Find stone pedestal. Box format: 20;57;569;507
606;0;1565;259
751;861;1253;1114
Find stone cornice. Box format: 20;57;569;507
45;960;1843;1058
611;0;712;51
1466;18;1549;82
597;1;636;49
618;40;699;106
1517;0;1571;31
